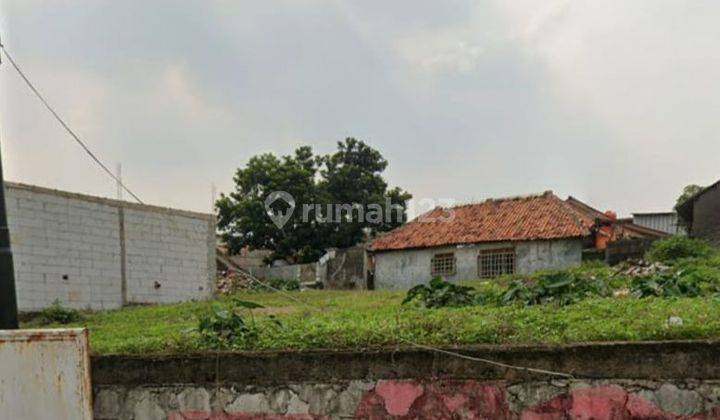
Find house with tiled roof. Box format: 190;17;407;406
368;191;665;289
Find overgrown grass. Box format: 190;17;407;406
22;238;720;355
22;288;720;354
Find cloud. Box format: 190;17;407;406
0;0;717;216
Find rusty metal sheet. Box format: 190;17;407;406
0;328;92;419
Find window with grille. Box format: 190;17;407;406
431;253;456;276
478;248;515;278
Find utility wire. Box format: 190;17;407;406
0;37;573;379
0;42;144;204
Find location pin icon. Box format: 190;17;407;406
264;191;296;229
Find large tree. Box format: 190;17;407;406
217;138;412;263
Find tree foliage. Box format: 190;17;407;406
647;236;715;263
217;138;412;263
674;184;704;230
674;184;704;209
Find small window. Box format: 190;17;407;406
431;253;456;276
478;248;515;278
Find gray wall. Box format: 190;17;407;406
373;239;582;289
245;263;317;284
91;341;720;418
692;184;720;247
5;182;216;311
325;245;367;289
243;245;367;289
633;213;685;235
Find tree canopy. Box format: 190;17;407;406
216;138;412;263
675;184;704;210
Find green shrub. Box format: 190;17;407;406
197;299;269;349
38;300;83;324
647;237;715;263
630;258;720;298
403;277;478;308
630;273;703;298
248;278;301;292
269;278;300;291
500;270;610;306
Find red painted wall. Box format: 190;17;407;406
168;381;720;419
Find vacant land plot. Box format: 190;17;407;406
22;287;720;355
23;237;720;355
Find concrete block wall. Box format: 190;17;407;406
374;239;582;289
6;185;123;311
124;209;215;304
4;182;216;311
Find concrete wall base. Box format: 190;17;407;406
94;380;720;419
91;341;720;419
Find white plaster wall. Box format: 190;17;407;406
374;239;583;289
515;239;583;274
5;183;215;311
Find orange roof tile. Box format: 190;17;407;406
370;191;592;252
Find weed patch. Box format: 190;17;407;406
37;300;83;325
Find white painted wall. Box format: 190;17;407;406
5;182;215;311
374;239;583;289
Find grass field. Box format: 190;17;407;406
23;238;720;355
22;285;720;355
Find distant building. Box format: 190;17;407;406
368;191;665;289
631;212;685;235
677;180;720;247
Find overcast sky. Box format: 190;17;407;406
0;1;718;216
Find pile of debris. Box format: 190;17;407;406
216;270;318;294
614;259;672;277
216;270;258;295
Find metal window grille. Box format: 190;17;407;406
431;253;456;276
478;248;515;278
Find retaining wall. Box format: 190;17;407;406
5;182;216;310
92;340;720;419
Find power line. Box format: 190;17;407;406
0;42;144;204
0;37;573;379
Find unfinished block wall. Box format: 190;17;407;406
124;208;215;304
4;182;216;311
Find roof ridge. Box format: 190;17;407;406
444;190;555;209
557;196;592;233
